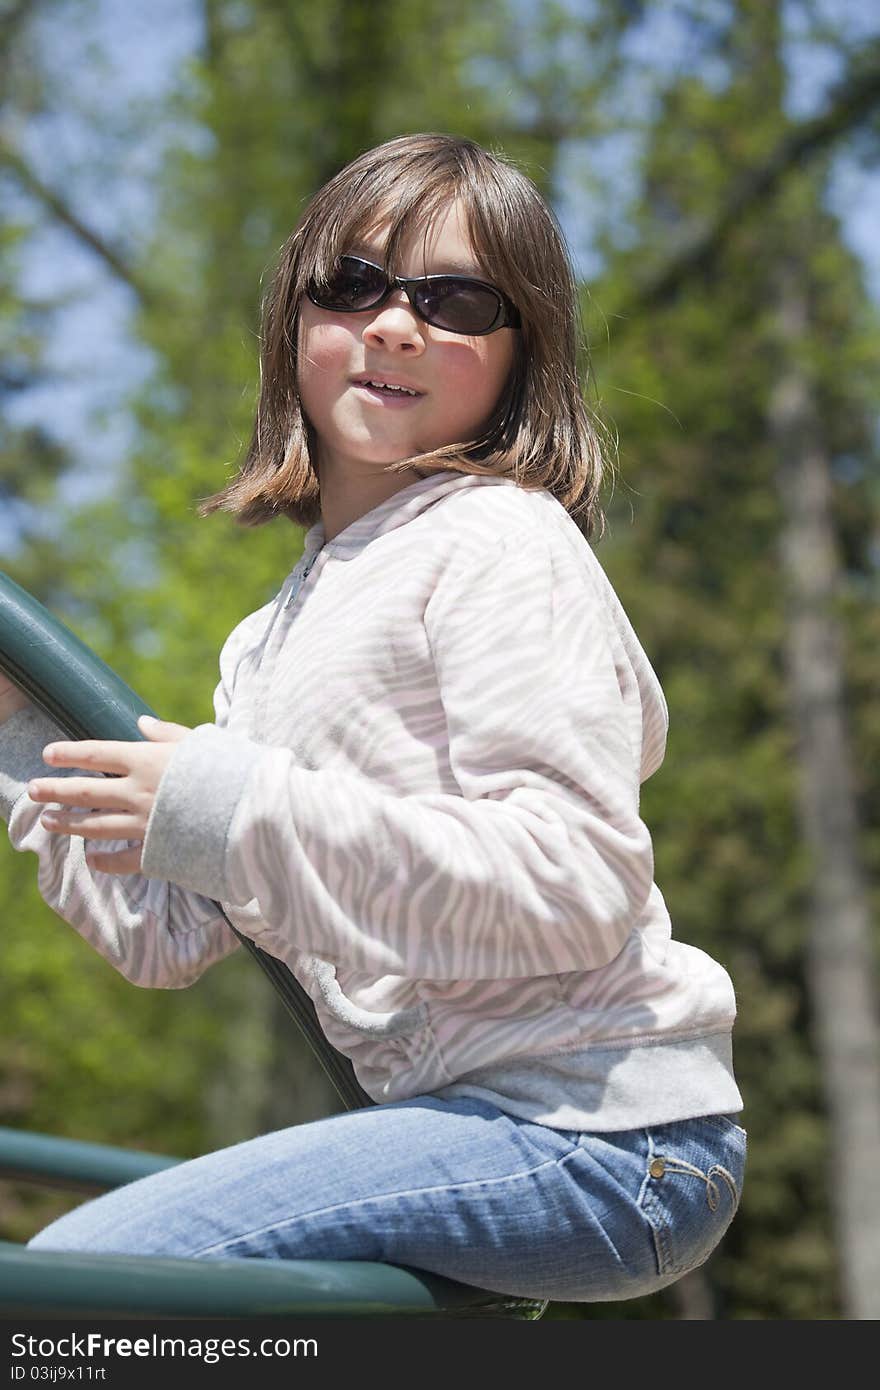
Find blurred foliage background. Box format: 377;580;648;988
1;0;878;1319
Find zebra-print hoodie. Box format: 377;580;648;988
0;472;743;1130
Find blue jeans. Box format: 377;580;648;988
27;1096;746;1303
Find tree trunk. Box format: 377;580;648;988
671;1268;715;1320
766;262;880;1320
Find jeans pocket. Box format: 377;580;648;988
639;1117;746;1280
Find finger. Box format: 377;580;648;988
40;810;142;839
41;740;136;775
138;715;191;742
85;846;144;876
28;776;132;809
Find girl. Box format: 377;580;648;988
0;133;745;1305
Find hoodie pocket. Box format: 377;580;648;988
303;955;429;1039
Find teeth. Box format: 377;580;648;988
363;380;418;396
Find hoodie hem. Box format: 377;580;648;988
429;1029;743;1132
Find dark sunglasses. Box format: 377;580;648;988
306;255;521;336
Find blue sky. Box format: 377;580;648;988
3;0;201;540
3;0;879;550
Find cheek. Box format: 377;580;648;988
297;322;352;404
435;339;514;411
294;321;355;425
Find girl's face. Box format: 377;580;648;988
296;199;516;483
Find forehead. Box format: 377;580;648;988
348;199;484;275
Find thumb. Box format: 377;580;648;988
137;714;191;742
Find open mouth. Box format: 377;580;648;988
353;378;424;400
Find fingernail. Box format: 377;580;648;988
139;715;158;726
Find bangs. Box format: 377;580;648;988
299;166;503;293
303;182;481;287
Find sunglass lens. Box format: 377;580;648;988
314;258;386;310
416;279;501;334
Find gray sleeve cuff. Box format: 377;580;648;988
141;723;259;899
0;706;65;819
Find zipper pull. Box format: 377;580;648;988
285;553;317;607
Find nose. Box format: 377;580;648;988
362;290;426;353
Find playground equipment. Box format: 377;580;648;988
0;571;547;1319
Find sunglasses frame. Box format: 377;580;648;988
306;255;521;336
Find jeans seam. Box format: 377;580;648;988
190;1149;581;1259
639;1128;672;1276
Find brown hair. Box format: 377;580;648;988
200;132;611;540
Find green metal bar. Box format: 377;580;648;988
0;572;154;742
0;1244;545;1319
0;1126;180;1195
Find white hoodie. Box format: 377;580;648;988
0;472;743;1129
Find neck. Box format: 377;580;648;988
317;457;434;543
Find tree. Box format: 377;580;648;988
3;0;878;1317
590;0;880;1317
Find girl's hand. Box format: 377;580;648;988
0;672;30;724
27;715;192;875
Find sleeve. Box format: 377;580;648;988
0;647;244;990
140;529;657;981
